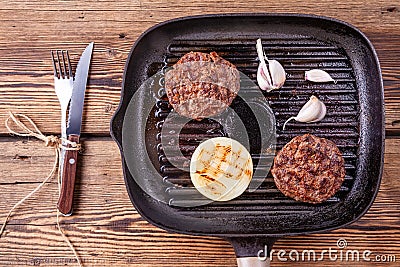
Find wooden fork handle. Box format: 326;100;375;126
57;134;80;215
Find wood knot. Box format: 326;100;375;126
106;48;117;57
381;6;398;13
44;135;60;148
104;103;113;113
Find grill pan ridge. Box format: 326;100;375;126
111;13;384;264
155;37;358;211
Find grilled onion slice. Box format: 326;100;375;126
190;137;253;201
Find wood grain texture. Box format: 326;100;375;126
0;0;399;135
0;139;398;266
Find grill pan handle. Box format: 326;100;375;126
237;257;270;267
228;237;276;267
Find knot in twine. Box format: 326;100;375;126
1;112;82;267
44;135;61;148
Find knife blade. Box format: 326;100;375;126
58;42;93;215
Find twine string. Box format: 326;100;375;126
0;112;82;267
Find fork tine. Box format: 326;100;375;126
61;51;67;78
51;50;58;78
56;50;63;78
66;50;73;78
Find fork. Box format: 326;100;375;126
51;50;74;177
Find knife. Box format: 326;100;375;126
58;42;94;215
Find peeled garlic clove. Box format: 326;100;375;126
283;95;326;130
305;69;335;83
256;38;286;91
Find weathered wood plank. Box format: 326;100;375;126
0;0;399;135
0;138;121;184
0;139;398;266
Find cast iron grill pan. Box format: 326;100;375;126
111;14;384;265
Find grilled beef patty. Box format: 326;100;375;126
165;51;240;120
271;134;345;204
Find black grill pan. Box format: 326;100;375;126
111;14;384;266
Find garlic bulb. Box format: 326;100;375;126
256;38;286;91
305;69;335;83
283;95;326;130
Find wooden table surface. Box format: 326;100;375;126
0;1;399;266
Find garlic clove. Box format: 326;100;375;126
305;69;335;83
309;100;326;123
257;64;272;91
256;38;286;91
296;96;322;122
268;59;286;90
282;95;326;130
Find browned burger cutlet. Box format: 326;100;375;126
164;51;240;120
271;134;346;204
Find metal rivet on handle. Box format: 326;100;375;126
69;158;76;165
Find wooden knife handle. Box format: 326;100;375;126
57;134;80;215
